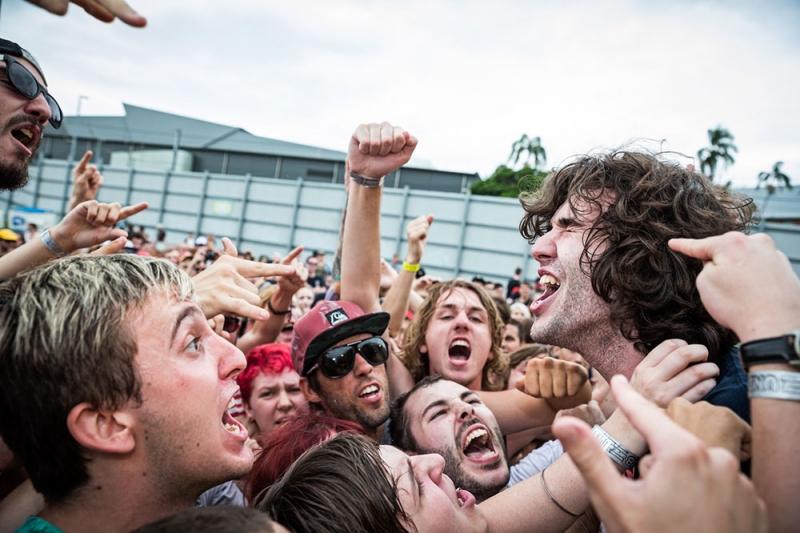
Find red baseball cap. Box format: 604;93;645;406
292;301;389;377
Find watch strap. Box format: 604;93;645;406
740;329;800;370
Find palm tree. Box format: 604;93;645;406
508;134;547;169
757;161;793;192
697;126;737;182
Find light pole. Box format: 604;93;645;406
61;95;88;216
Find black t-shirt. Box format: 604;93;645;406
307;275;325;289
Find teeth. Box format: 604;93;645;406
360;385;378;397
540;274;560;288
20;128;33;140
458;497;464;506
227;396;236;411
465;428;487;447
223;422;241;434
450;340;469;348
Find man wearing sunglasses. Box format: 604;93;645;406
289;122;418;441
293;301;392;441
0;38;61;192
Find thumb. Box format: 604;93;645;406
552;417;625;504
90;236;127;256
221;237;238;256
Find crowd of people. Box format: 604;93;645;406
1;34;799;533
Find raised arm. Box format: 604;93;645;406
340;122;417;313
382;214;434;336
0;199;147;278
671;231;800;533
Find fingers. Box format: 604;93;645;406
89;236;126;256
640;338;689;367
117;201;148;222
74;150;92;177
551;416;627;508
97;0;147;27
610;375;700;457
219;256;296;280
679;376;717;403
221;237;238;256
282;245;304;265
668;235;722;262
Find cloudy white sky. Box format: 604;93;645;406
2;0;798;187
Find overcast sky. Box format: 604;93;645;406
2;0;798;187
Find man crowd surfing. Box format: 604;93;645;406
0;10;798;533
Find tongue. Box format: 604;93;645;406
449;345;470;360
464;436;490;457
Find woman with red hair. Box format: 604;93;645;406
246;411;365;502
236;343;308;438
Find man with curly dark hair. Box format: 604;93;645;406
519;151;756;420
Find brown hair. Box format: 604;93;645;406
256;433;414;533
400;279;507;391
519;150;755;358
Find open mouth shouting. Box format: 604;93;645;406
10;122;40;156
222;394;248;440
448;338;472;366
358;382;382;403
460;424;499;464
530;273;560;314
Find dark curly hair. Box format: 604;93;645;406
519;150;755;359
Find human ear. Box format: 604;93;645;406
66;403;136;455
299;377;321;404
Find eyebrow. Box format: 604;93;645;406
170;305;204;348
437;303;487;315
421;398;448;420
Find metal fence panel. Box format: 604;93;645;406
3;158;799;286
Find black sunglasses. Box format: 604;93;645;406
309;336;389;379
1;55;62;129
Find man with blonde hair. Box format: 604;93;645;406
0;255;254;533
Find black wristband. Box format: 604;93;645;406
267;299;291;316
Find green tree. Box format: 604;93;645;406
757;161;793;192
508;134;547;169
697;126;737;182
471;165;548;198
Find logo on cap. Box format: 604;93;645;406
325;309;349;326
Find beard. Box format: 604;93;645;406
437;443;508;502
0;158;31;191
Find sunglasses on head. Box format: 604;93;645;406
309;336;389;379
1;55;62;129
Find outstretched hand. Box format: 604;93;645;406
553;376;767;533
25;0;146;27
347;122;417;179
49;199;148;253
669;232;800;343
192;238;296;321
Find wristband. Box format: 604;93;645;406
40;229;68;257
267;299;291;316
540;467;582;517
402;261;420;273
591;424;640;471
349;171;384;188
749;370;800;401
